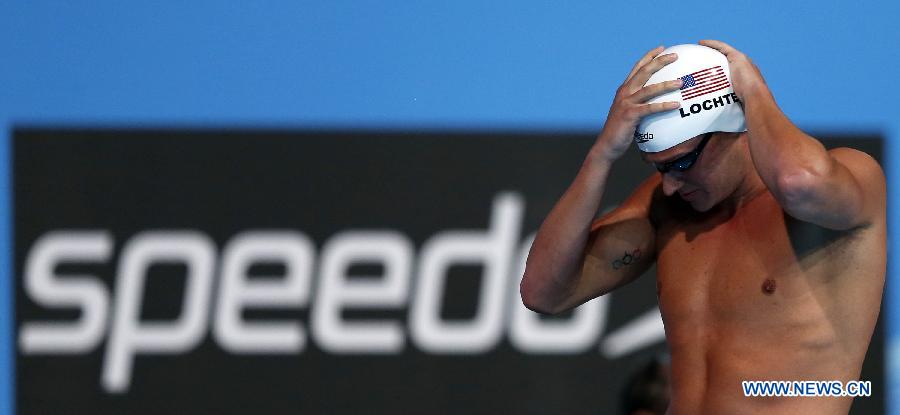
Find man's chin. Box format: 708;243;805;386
687;197;713;212
672;191;714;212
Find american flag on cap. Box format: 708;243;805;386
679;66;730;100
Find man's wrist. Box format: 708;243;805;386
740;82;776;108
740;83;782;136
587;136;624;164
584;144;617;174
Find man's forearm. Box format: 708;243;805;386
521;146;613;312
742;87;832;199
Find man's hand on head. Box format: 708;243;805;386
699;40;768;101
591;46;683;164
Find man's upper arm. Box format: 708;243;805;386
783;147;885;230
833;147;886;223
559;174;660;310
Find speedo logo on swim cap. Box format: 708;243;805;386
634;132;653;143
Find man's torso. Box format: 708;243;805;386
651;188;885;415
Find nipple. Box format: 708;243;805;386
762;279;777;295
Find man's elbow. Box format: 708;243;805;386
774;155;838;210
775;163;865;230
519;274;564;315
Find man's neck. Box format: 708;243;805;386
720;161;768;216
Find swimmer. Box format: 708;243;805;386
520;40;886;414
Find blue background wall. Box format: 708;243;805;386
2;1;898;413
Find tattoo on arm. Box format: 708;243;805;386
612;248;642;270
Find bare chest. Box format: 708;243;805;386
653;195;848;338
653;193;884;413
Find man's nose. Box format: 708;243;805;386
661;172;685;196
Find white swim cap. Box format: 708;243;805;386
634;44;747;153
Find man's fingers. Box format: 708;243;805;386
625;46;665;82
636;101;680;118
628;53;678;91
699;39;736;55
630;79;683;103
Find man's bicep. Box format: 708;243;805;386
583;209;656;291
560;176;660;310
791;148;886;230
829;148;886;226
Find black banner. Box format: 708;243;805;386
13;129;884;414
